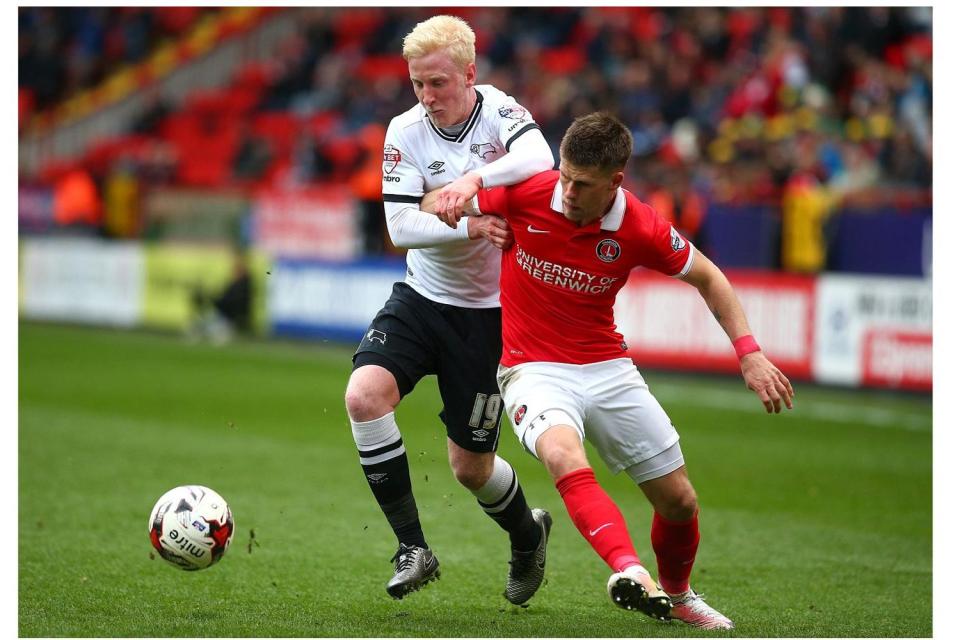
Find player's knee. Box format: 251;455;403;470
451;465;487;491
344;368;398;422
450;453;493;490
343;384;366;421
657;487;699;521
536;430;588;479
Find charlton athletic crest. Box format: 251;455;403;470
513;405;527;425
383;144;402;174
596;238;621;263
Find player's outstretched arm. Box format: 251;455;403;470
421;186;512;250
434;128;553;224
422;185;479;224
434;171;484;226
680;252;795;414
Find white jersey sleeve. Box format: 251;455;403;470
384;201;470;249
381;118;425;203
475;126;554;188
382;117;471;247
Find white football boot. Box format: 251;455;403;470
667;588;735;630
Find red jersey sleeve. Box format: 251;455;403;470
635;202;695;277
476;185;511;219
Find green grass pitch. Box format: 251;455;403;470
19;322;932;637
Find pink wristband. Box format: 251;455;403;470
733;335;761;359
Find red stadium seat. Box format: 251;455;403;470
233;61;272;92
356;55;409;81
333;9;384;50
252;112;300;159
539;47;586;75
308;111;342;138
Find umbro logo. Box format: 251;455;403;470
472;429;490;438
428;159;447;176
366;473;388;484
527;225;550;234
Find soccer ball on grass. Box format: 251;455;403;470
148;485;234;570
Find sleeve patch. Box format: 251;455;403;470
383;144;402;175
670;226;687;252
498;104;529;120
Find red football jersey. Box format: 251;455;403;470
477;170;695;366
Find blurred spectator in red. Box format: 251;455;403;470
647;168;707;247
53;168;101;233
19;87;35;131
348;123;388;255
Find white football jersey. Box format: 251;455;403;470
383;84;543;308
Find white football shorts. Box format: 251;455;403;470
497;358;683;483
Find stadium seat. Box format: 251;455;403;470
539;47;586;75
356;55;410;81
252;112;300;160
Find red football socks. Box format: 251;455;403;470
650;510;700;594
555;467;641;572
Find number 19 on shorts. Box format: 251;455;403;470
469;393;502;429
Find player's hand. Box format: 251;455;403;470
468;215;514;251
740;352;794;414
436;172;483;229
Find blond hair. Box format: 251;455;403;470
402;15;476;70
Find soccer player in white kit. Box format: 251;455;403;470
428;112;795;629
343;15;556;604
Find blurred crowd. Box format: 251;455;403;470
19;7;932;271
19;7;211;112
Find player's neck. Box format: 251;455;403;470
565;193;617;227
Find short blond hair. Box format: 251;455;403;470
402;15;476;70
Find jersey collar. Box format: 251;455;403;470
550;178;627;232
425;89;484;144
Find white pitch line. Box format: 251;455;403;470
651;385;931;432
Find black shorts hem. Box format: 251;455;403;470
444;428;499;454
352;351;415;398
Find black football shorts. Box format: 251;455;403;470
353;282;504;453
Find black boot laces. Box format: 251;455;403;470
391;544;416;572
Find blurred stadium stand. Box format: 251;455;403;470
18;7;932;390
20;8;931;247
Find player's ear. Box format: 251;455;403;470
611;171;625;189
464;62;477;88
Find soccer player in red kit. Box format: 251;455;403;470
426;112;794;630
